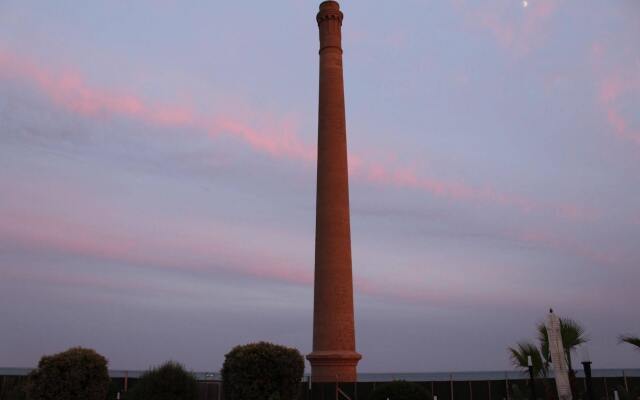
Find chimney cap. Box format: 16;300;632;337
320;1;340;11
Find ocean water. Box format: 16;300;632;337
353;369;640;382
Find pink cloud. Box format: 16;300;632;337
591;43;640;147
599;77;640;146
1;175;614;307
206;117;315;162
0;209;312;289
0;209;516;305
350;158;597;221
0;51;195;127
1;202;623;311
0;48;314;162
0;47;595;222
3;267;191;298
516;228;619;266
0;211;160;269
454;0;560;55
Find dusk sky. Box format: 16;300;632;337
1;0;639;373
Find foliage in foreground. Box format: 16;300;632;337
368;380;432;400
221;341;304;400
536;317;588;369
508;315;589;400
26;347;109;400
126;361;197;400
619;335;640;350
508;341;546;377
508;316;588;373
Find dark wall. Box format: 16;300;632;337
0;376;28;400
298;377;639;400
107;378;222;400
2;375;637;400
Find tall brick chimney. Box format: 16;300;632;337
306;0;361;383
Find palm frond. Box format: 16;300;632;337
560;318;589;349
536;322;550;363
537;318;589;351
537;316;588;371
508;341;546;377
619;335;640;349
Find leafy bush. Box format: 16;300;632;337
26;347;109;400
221;341;304;400
126;361;197;400
368;380;432;400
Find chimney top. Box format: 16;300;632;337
317;0;343;26
319;1;340;11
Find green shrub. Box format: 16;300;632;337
368;380;432;400
221;341;304;400
126;361;197;400
26;347;109;400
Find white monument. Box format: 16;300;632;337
546;309;572;400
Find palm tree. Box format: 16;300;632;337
537;317;588;399
508;341;547;378
536;317;588;370
619;335;640;350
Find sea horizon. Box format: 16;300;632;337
2;367;639;382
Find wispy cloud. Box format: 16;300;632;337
515;228;620;266
0;48;315;162
453;0;561;55
598;72;640;146
0;209;312;287
0;47;596;222
0;197;626;312
350;160;597;222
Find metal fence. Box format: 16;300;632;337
1;370;638;400
300;375;639;400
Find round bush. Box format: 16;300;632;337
221;341;304;400
369;380;432;400
26;347;109;400
126;361;197;400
